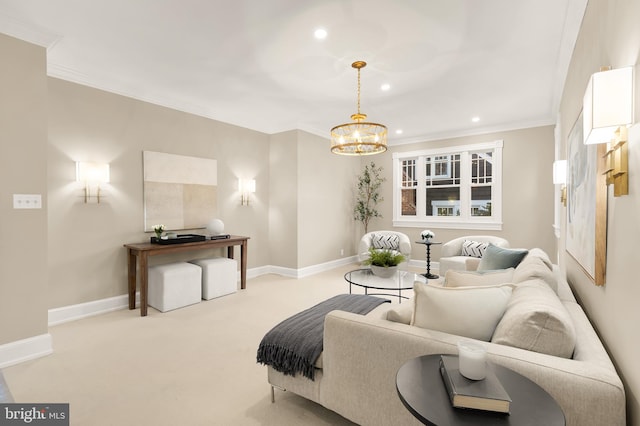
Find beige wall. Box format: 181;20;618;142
268;130;360;270
297;131;359;268
268;131;298;269
47;77;273;308
363;126;556;263
558;0;640;424
0;34;49;345
44;74;362;308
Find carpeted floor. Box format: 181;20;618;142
3;263;412;426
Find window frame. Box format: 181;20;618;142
392;140;503;230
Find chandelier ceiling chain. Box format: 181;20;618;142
330;61;388;156
356;61;361;116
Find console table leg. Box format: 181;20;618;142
139;253;148;317
127;250;137;310
240;241;247;290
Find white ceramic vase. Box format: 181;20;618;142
371;265;397;278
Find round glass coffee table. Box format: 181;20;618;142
344;268;426;303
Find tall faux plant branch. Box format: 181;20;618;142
354;162;385;234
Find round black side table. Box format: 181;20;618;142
396;355;565;426
415;240;441;279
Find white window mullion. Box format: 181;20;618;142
416;156;426;217
492;143;503;224
392;158;401;219
459;151;470;221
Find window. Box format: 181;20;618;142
392;141;503;230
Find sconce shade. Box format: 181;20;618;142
238;179;256;194
76;162;110;203
76;162;110;183
553;160;567;185
583;67;634;145
238;179;256;205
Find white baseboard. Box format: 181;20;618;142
265;256;359;279
48;293;140;326
408;259;439;273
0;334;53;369
46;256;360;326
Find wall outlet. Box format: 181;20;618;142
13;194;42;209
340;248;344;256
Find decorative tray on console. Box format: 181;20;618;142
150;234;207;245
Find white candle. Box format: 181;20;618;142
457;340;487;380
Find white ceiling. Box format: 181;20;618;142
0;0;587;144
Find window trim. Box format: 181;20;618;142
392;140;503;230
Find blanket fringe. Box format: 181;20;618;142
257;343;315;380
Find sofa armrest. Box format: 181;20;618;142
465;257;481;270
441;237;464;257
321;311;625;426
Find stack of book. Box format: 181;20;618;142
439;355;512;414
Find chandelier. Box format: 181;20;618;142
331;61;387;155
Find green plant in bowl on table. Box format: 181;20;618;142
364;247;406;267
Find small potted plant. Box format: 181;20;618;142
363;247;406;278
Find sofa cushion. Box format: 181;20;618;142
386;302;413;325
513;253;558;293
461;240;489;258
371;233;399;250
492;280;576;358
477;244;528;271
444;268;515;287
411;283;512;341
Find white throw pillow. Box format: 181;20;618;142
444;268;515;287
386;303;413;325
411;283;513;341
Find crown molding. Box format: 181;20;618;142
0;10;61;49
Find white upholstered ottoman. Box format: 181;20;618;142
148;262;202;312
190;257;237;300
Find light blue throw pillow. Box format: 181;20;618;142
477;244;528;271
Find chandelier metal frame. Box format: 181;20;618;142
331;61;388;155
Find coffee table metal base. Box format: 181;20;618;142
344;268;426;303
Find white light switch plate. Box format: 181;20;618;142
13;194;42;209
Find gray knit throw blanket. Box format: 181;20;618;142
257;294;390;380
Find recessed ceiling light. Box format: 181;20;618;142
471;116;480;123
381;83;391;91
396;129;403;135
314;28;327;40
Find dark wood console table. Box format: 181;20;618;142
124;235;249;316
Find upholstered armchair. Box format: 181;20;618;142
438;235;510;276
358;231;412;264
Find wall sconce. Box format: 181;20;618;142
76;162;110;203
553;160;567;206
583;66;634;196
238;178;256;205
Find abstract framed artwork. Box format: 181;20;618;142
142;151;218;232
566;111;607;285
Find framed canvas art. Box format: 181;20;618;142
566;112;607;285
143;151;218;232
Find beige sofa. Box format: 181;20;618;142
266;249;626;426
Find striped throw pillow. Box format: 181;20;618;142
461;240;488;258
371;234;400;250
